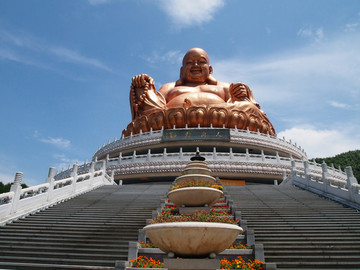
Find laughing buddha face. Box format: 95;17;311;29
180;48;213;85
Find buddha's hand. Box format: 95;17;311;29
229;83;249;102
132;74;154;89
131;74;156;102
130;74;165;116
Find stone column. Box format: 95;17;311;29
10;172;23;214
304;161;310;181
321;162;329;193
346;166;358;203
71;163;78;193
46;167;56;201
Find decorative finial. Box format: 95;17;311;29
190;150;205;161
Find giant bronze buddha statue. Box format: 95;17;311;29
123;48;275;136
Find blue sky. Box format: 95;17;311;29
1;0;359;186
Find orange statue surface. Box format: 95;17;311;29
123;48;275;137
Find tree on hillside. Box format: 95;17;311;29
0;182;28;194
310;150;360;183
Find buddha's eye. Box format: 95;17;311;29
199;59;207;64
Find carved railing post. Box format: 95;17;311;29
304;161;310;181
46;167;56;201
245;148;250;161
10;172;23;214
117;152;122;165
71;163;78;193
321;162;329;192
106;154;109;167
89;161;95;186
212;147;217;160
346;166;358;203
290;160;296;179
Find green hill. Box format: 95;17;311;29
0;182;28;194
310;150;360;182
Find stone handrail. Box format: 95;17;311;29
285;160;360;210
106;150;346;181
0;162;116;225
92;127;307;161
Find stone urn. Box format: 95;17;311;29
174;174;216;185
143;222;243;257
167;187;223;207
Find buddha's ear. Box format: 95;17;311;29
207;66;217;85
175;67;184;86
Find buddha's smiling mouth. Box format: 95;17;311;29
190;67;202;74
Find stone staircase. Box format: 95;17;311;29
0;183;170;270
226;184;360;269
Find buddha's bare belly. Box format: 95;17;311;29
166;92;225;108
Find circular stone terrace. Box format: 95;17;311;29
71;126;343;184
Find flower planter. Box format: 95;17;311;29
143;222;243;257
175;174;216;185
167;187;223;207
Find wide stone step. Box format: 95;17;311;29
226;184;360;269
273;261;360;269
0;184;171;269
0;231;139;240
264;248;360;255
265;255;360;262
0;262;114;270
0;243;128;253
256;240;360;246
0;250;127;261
0;236;136;244
0;255;119;267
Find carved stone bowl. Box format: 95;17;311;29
175;174;216;185
167;187;223;207
143;222;243;257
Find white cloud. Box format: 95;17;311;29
0;48;21;62
53;154;82;172
213;31;360;104
211;30;360;158
144;50;183;65
158;0;225;29
0;28;113;73
39;137;71;149
50;47;113;72
344;23;359;32
297;26;324;42
328;101;351;109
34;131;71;149
278;126;360;158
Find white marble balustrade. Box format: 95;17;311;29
285;161;360;210
0;162;116;225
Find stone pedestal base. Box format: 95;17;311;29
164;258;219;270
